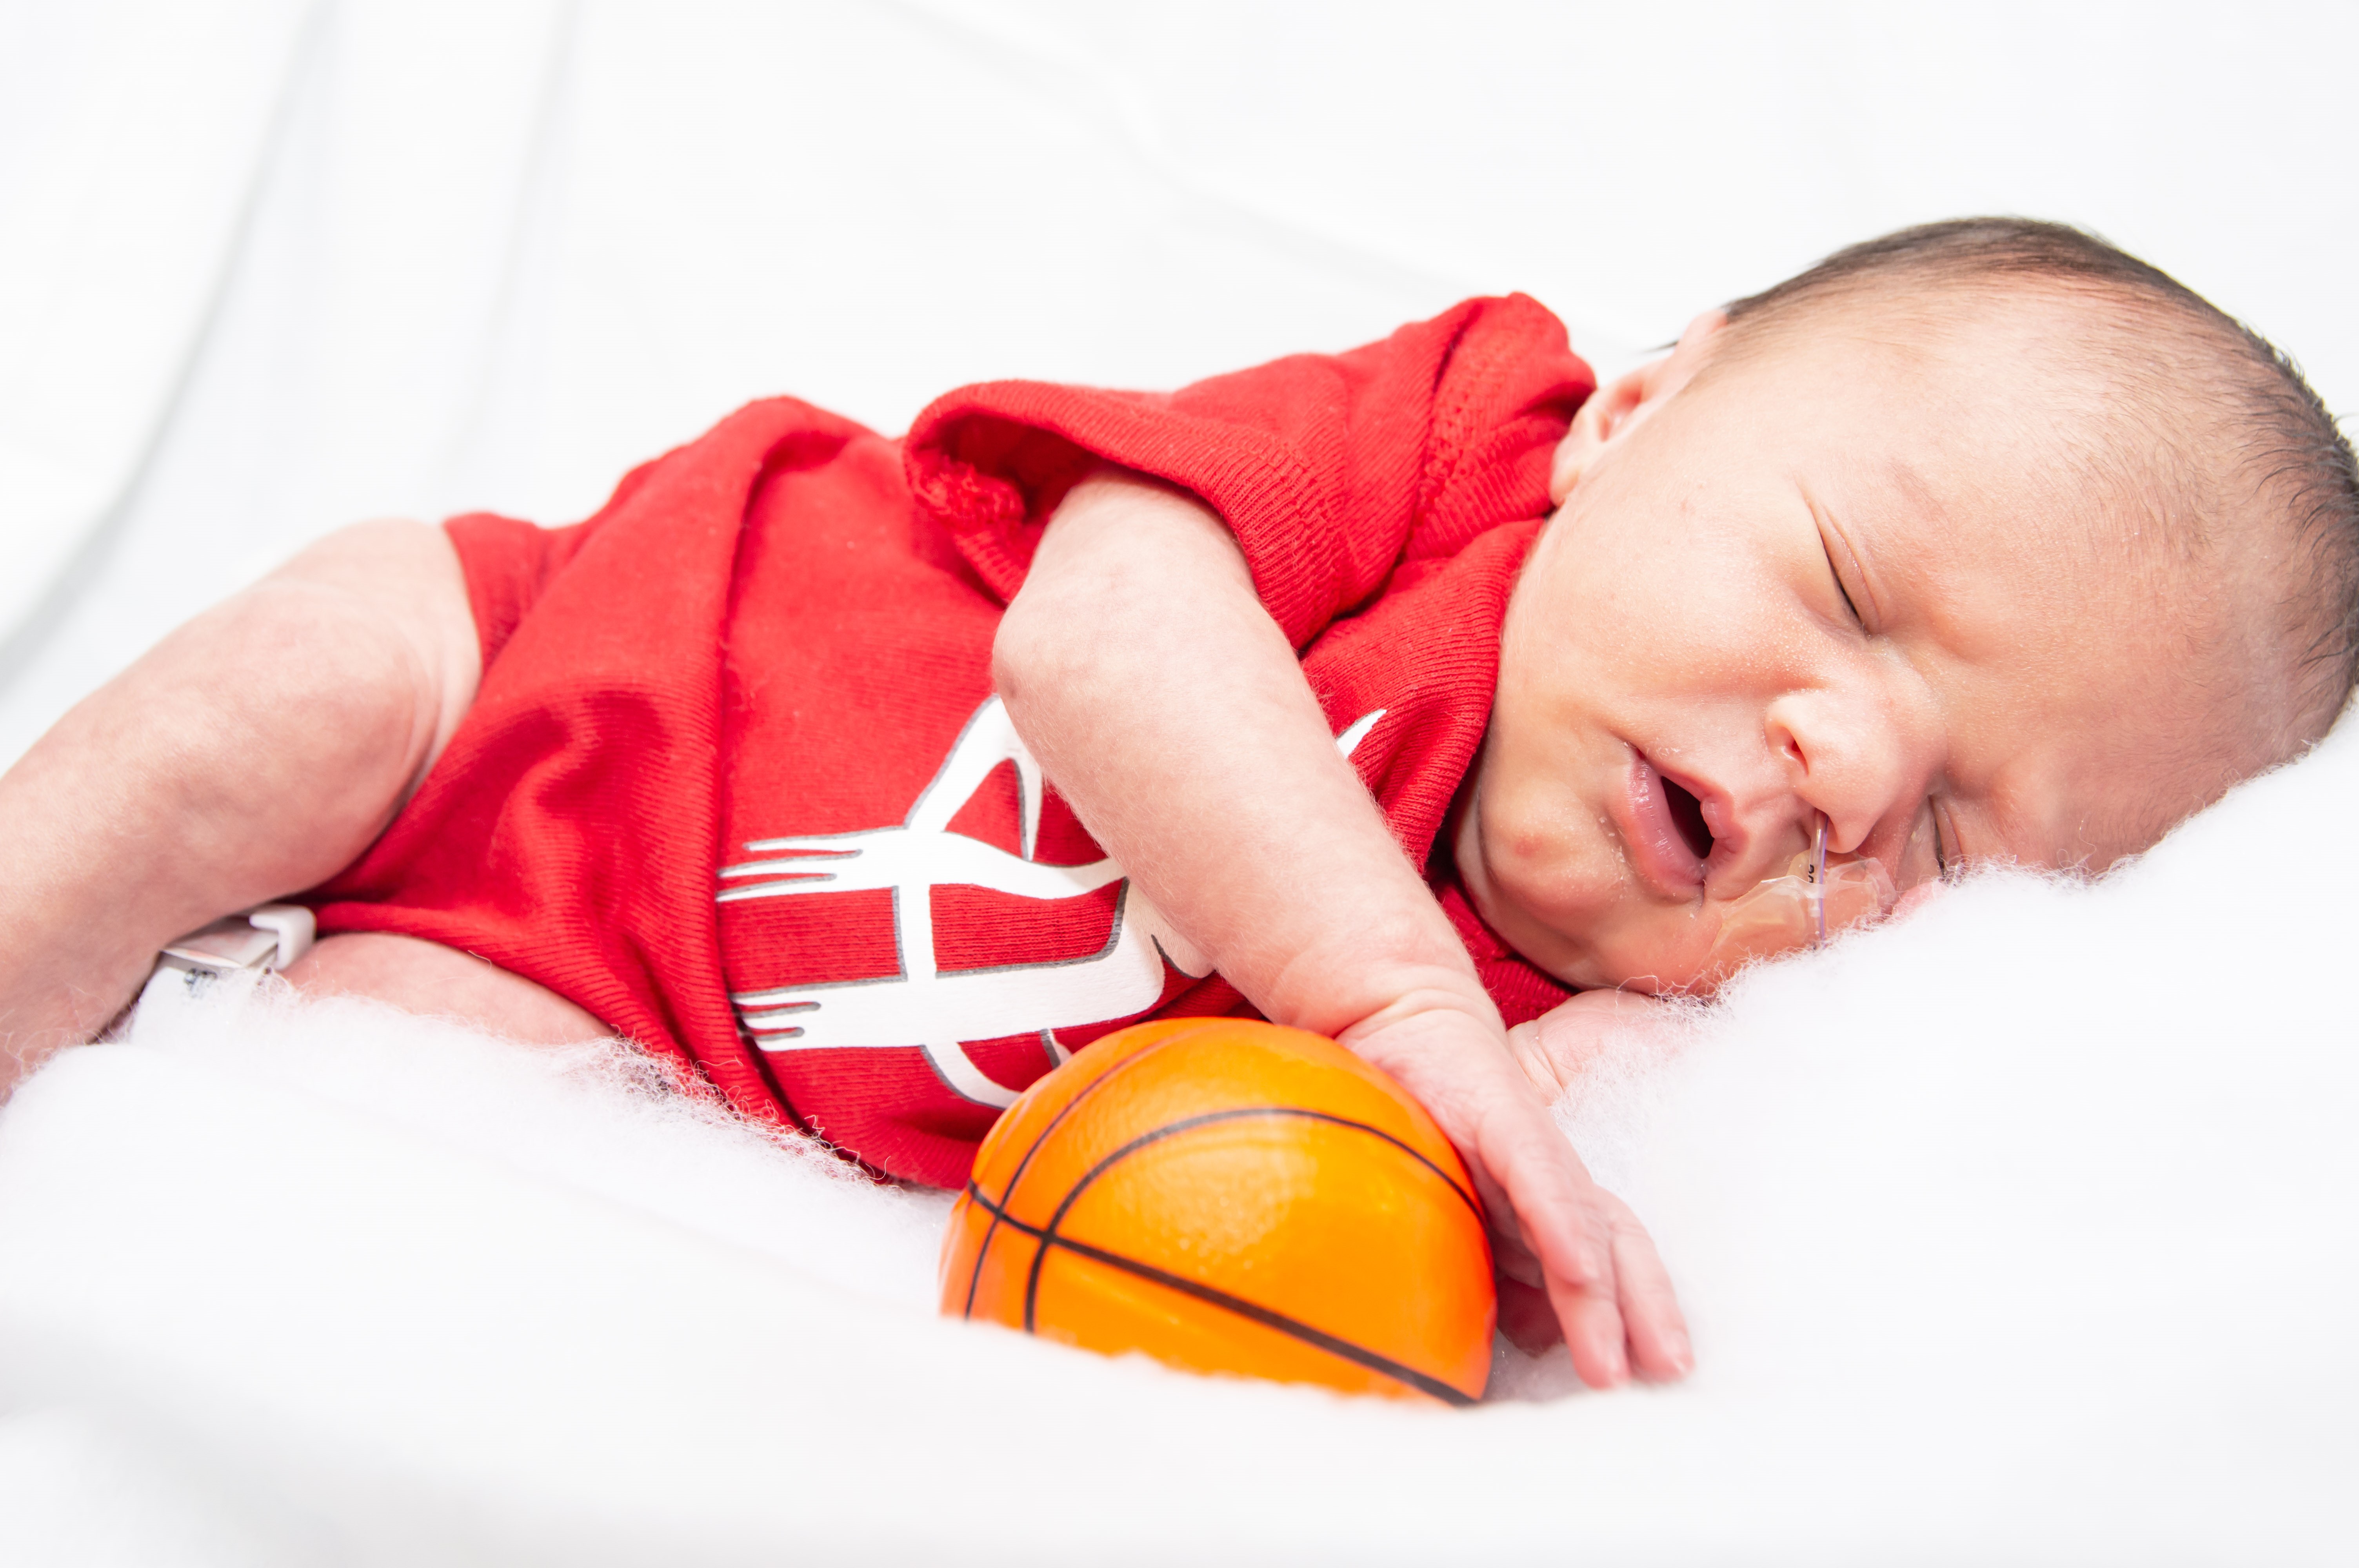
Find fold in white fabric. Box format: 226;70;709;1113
0;0;306;663
11;0;2355;769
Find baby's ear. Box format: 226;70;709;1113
1550;309;1731;504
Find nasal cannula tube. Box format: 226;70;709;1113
1699;809;1892;981
1811;812;1828;947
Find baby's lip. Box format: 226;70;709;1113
1652;756;1751;892
1621;751;1708;900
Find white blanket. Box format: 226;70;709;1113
2;2;2354;1561
3;716;2352;1564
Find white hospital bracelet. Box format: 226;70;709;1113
155;904;317;978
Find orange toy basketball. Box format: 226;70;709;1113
938;1018;1495;1404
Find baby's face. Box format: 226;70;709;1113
1458;298;2279;994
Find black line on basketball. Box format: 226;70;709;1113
1015;1106;1481;1367
967;1183;1476;1408
1020;1105;1481;1330
961;1023;1215;1319
1019;1106;1479;1330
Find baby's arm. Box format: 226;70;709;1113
0;521;479;1096
995;471;1690;1386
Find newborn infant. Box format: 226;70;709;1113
3;219;2352;1390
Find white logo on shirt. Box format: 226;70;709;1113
718;696;1383;1107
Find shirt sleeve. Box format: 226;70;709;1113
441;453;670;668
901;293;1594;649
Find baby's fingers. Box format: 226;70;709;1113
1472;1100;1630;1387
1598;1189;1691;1381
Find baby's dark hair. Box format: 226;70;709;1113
1724;218;2359;738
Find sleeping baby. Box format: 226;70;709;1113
2;218;2351;1390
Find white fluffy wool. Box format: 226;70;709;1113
0;722;2353;1565
102;978;957;1307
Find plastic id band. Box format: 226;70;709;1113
156;904;316;978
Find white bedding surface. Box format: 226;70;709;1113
2;2;2355;1561
3;721;2352;1564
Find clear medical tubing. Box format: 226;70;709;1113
1699;813;1896;981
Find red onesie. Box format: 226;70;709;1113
312;294;1594;1188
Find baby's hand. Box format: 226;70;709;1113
1339;996;1691;1387
1505;987;1681;1104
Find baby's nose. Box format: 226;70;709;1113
1764;688;1932;857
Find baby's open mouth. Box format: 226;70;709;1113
1623;751;1719;899
1661;773;1714;861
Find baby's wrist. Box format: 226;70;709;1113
1252;909;1492;1033
1258;937;1490;1029
1342;980;1499;1033
1327;976;1508;1067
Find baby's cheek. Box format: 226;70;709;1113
1482;796;1599;921
1482;767;1576;867
1892;880;1948;921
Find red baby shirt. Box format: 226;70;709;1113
311;294;1595;1187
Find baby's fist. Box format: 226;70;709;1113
1507;987;1682;1104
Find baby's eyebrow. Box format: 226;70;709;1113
1877;452;1948;521
1858;454;1993;633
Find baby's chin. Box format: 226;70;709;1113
1500;902;1723;998
1466;860;1717;996
1561;942;1718;1000
1463;824;1797;997
1567;934;1794;1001
1548;861;1911;997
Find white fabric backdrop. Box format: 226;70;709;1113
3;0;2354;761
0;2;2352;1562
